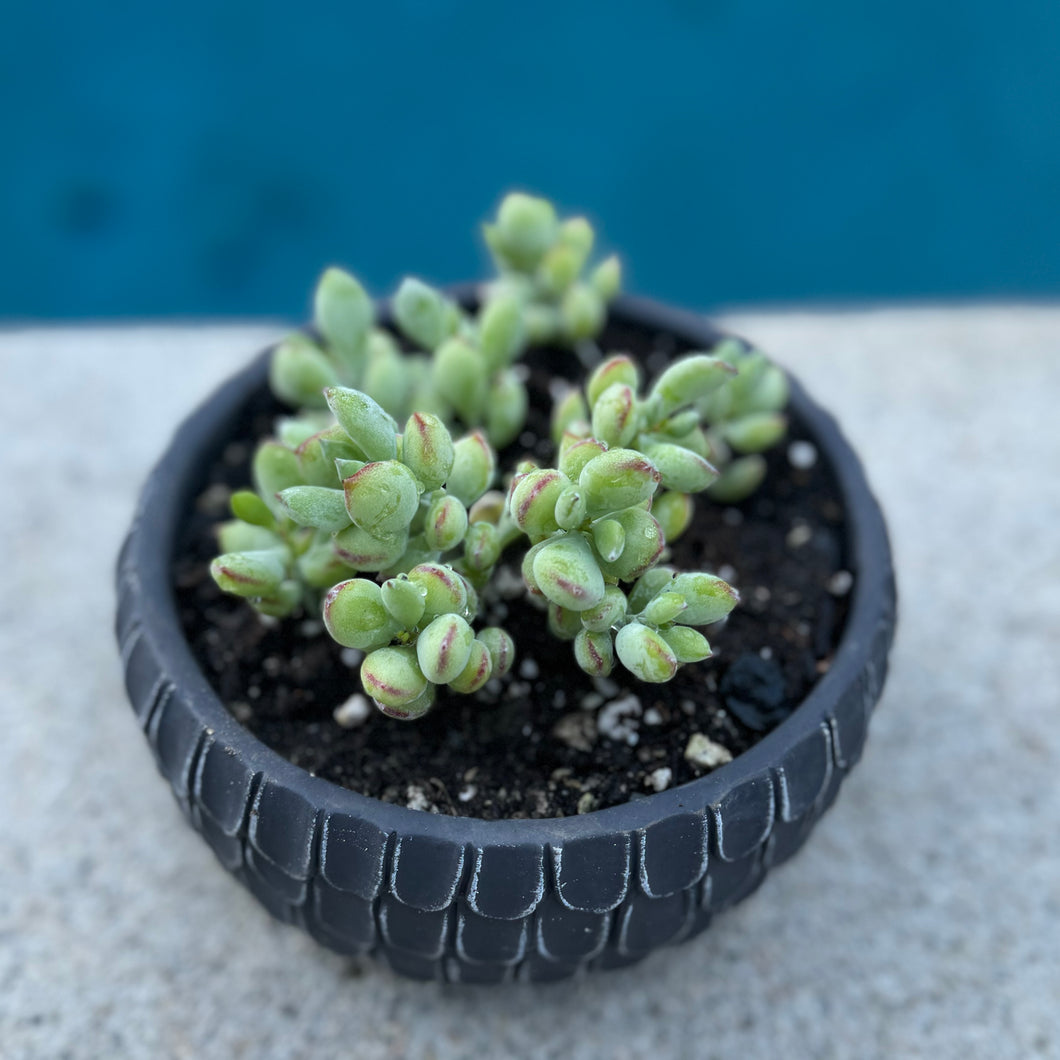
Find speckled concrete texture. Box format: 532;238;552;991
2;308;1058;1059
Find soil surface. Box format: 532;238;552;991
175;321;851;818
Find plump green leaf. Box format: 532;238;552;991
380;574;427;629
639;590;688;627
210;549;287;598
447;431;495;507
446;639;493;694
558;215;594;259
640;441;718;493
671;571;739;625
323;578;399;650
313;267;373;379
490;192;558;271
706;454;767;503
343;460;420;537
561;283;605;341
591;518;625;563
655;408;701;438
615;622;678;683
593;507;664;582
479;294;526;371
361;331;411;418
721;412;788;454
416;613;475;684
539;241;583;295
532;533;606;612
434;338;489;424
558;436;608;481
661;625;713;664
476;627;515;677
520;538;549;596
269;334;339;409
648;354;736;420
361;644;428;708
423;493;469;552
332;523;410;572
547;602;583;640
579;448;660;516
509;468;571;537
590;254;621;300
574;628;614;677
295;432;343;487
590;383;639;448
464;521;501;573
407;562;469;622
554;485;587;531
230;490;275;529
745;362;789;413
393;277;451;351
252;441;304;517
216;520;281;554
374;683;436;721
651;491;694;543
324;386;398;462
485;370;529;449
277;486;351;532
401;412;455;492
587;355;639;408
627;567;676;614
579;585;628;633
254;580;302;618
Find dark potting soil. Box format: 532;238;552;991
174;321;851;819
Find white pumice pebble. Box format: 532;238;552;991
405;785;432;812
647;767;673;792
788;440;818;469
333;693;371;728
597;693;643;746
685;733;733;770
827;570;854;595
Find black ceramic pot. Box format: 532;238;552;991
115;295;896;984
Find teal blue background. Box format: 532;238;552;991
2;2;1057;318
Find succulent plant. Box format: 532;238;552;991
209;192;790;720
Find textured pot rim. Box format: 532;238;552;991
122;291;892;848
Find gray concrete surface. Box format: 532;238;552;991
2;307;1058;1059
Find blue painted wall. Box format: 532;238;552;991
2;2;1058;319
